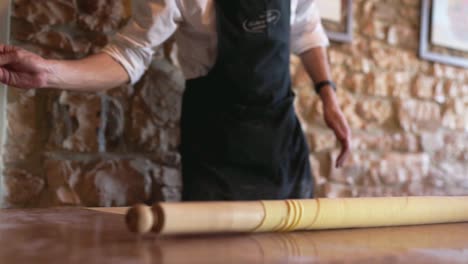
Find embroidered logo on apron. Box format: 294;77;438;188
243;9;281;33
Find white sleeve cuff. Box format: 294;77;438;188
291;22;330;55
102;37;155;85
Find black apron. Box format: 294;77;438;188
180;0;313;201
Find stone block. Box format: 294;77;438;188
13;0;76;26
390;133;420;152
373;3;398;22
10;17;41;42
74;159;152;206
444;80;464;98
355;98;393;125
331;66;348;88
336;90;364;129
321;183;355;198
397;99;441;132
361;0;375;16
421;132;467;162
411;75;435;99
99;92;127;151
388;72;412;98
441;99;468;131
43;159;81;205
351;132;392;152
3;168;44;207
352;132;419;153
387;24;418;49
432;64;466;82
401;0;420;7
47;92;102;152
33;30;92;54
128;59;184;153
294;87;325;129
370;42;417;71
433;80;446;103
462;84;468;97
347;57;373;74
435;161;468;184
161;187;182;202
370;153;430;185
365;73;389;96
5;89;39;163
310;154;328;187
328;151;378;187
346;73;365;94
161;166;182;188
399;5;420;26
426;166;448;189
354;185;403;197
44;158;181;207
328;50;348;65
362;19;387;40
306;129;336;152
76;0;130;33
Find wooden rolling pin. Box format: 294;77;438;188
125;196;468;235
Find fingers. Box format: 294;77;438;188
0;67;15;86
334;117;351;168
0;45;18;54
335;136;350;168
0;45;19;66
322;104;352;168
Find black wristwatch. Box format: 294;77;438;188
314;80;336;94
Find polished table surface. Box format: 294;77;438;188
1;207;468;264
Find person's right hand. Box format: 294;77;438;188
0;45;50;89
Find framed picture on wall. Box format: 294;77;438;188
419;0;468;68
316;0;353;43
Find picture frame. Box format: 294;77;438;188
317;0;354;43
419;0;468;68
0;0;10;45
0;0;10;194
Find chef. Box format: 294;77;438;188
0;0;351;201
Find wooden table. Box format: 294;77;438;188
1;207;467;263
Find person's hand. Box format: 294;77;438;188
320;87;351;168
0;45;50;89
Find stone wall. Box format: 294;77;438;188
3;0;182;207
293;0;468;197
1;0;467;208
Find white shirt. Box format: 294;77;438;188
103;0;329;84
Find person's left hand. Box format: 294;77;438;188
320;87;351;168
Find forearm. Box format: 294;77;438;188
300;46;351;167
299;46;337;106
46;52;129;92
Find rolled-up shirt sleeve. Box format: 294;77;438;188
102;0;182;84
291;0;329;55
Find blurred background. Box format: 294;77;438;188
0;0;466;208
